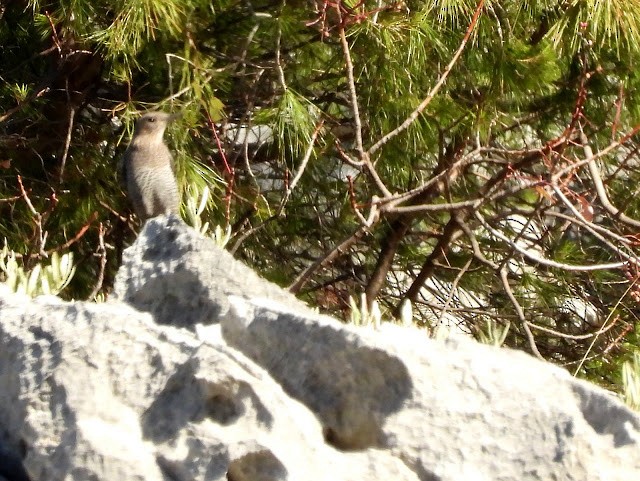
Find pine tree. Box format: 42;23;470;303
2;0;640;390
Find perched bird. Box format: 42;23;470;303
122;112;180;222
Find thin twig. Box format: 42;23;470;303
229;215;275;255
206;111;234;225
499;266;543;360
88;222;107;300
17;175;47;257
275;22;287;91
384;197;483;214
436;257;473;324
289;225;370;294
17;176;37;215
477;212;627;272
376;146;484;209
545;210;634;247
346;175;370;225
528;320;617;340
394;216;466;315
58;84;76;184
602;320;634;356
239;24;260;71
612;82;624;139
0;86;50;124
98;200;129;223
331;4;392;199
44;11;62;53
45;212;98;255
411;297;515;319
550;123;640;182
550;185;640;266
278;120;324;213
337;11;364;158
573;284;630;376
580;127;640;229
458;218;498;269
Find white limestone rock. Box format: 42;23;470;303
0;289;416;481
1;215;639;481
222;296;640;481
112;215;309;329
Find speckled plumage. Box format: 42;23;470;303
122;112;180;221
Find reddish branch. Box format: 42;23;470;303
289;225;370;294
46;211;98;255
207;111;234;224
16;175;96;259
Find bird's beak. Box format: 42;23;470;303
169;112;182;122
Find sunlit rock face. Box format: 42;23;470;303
1;216;639;481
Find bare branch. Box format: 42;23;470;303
88;222;107;300
377;146;484;209
337;12;364;158
58;82;76;184
394;216;466;316
275;23;287;91
17;175;47;257
384;198;482;214
550;185;640;266
0;85;50;124
573;295;628;376
528;320;617;341
476;212;627;272
580;128;640;229
458;218;498;269
278;120;325;213
436;257;473;325
46;212;98;255
499;267;543;360
550;123;640;182
289;225;370;294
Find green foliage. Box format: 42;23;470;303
622;351;640;411
1;245;75;296
348;293;382;328
2;0;640;397
184;184;212;234
547;0;640;56
183;184;231;247
477;319;511;347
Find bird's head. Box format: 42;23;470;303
133;112;180;142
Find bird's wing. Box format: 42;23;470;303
170;151;176;175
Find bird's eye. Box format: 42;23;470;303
147;117;156;123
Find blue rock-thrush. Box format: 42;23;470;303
122;112;180;221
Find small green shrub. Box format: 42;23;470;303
622;351;640;411
0;244;75;296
